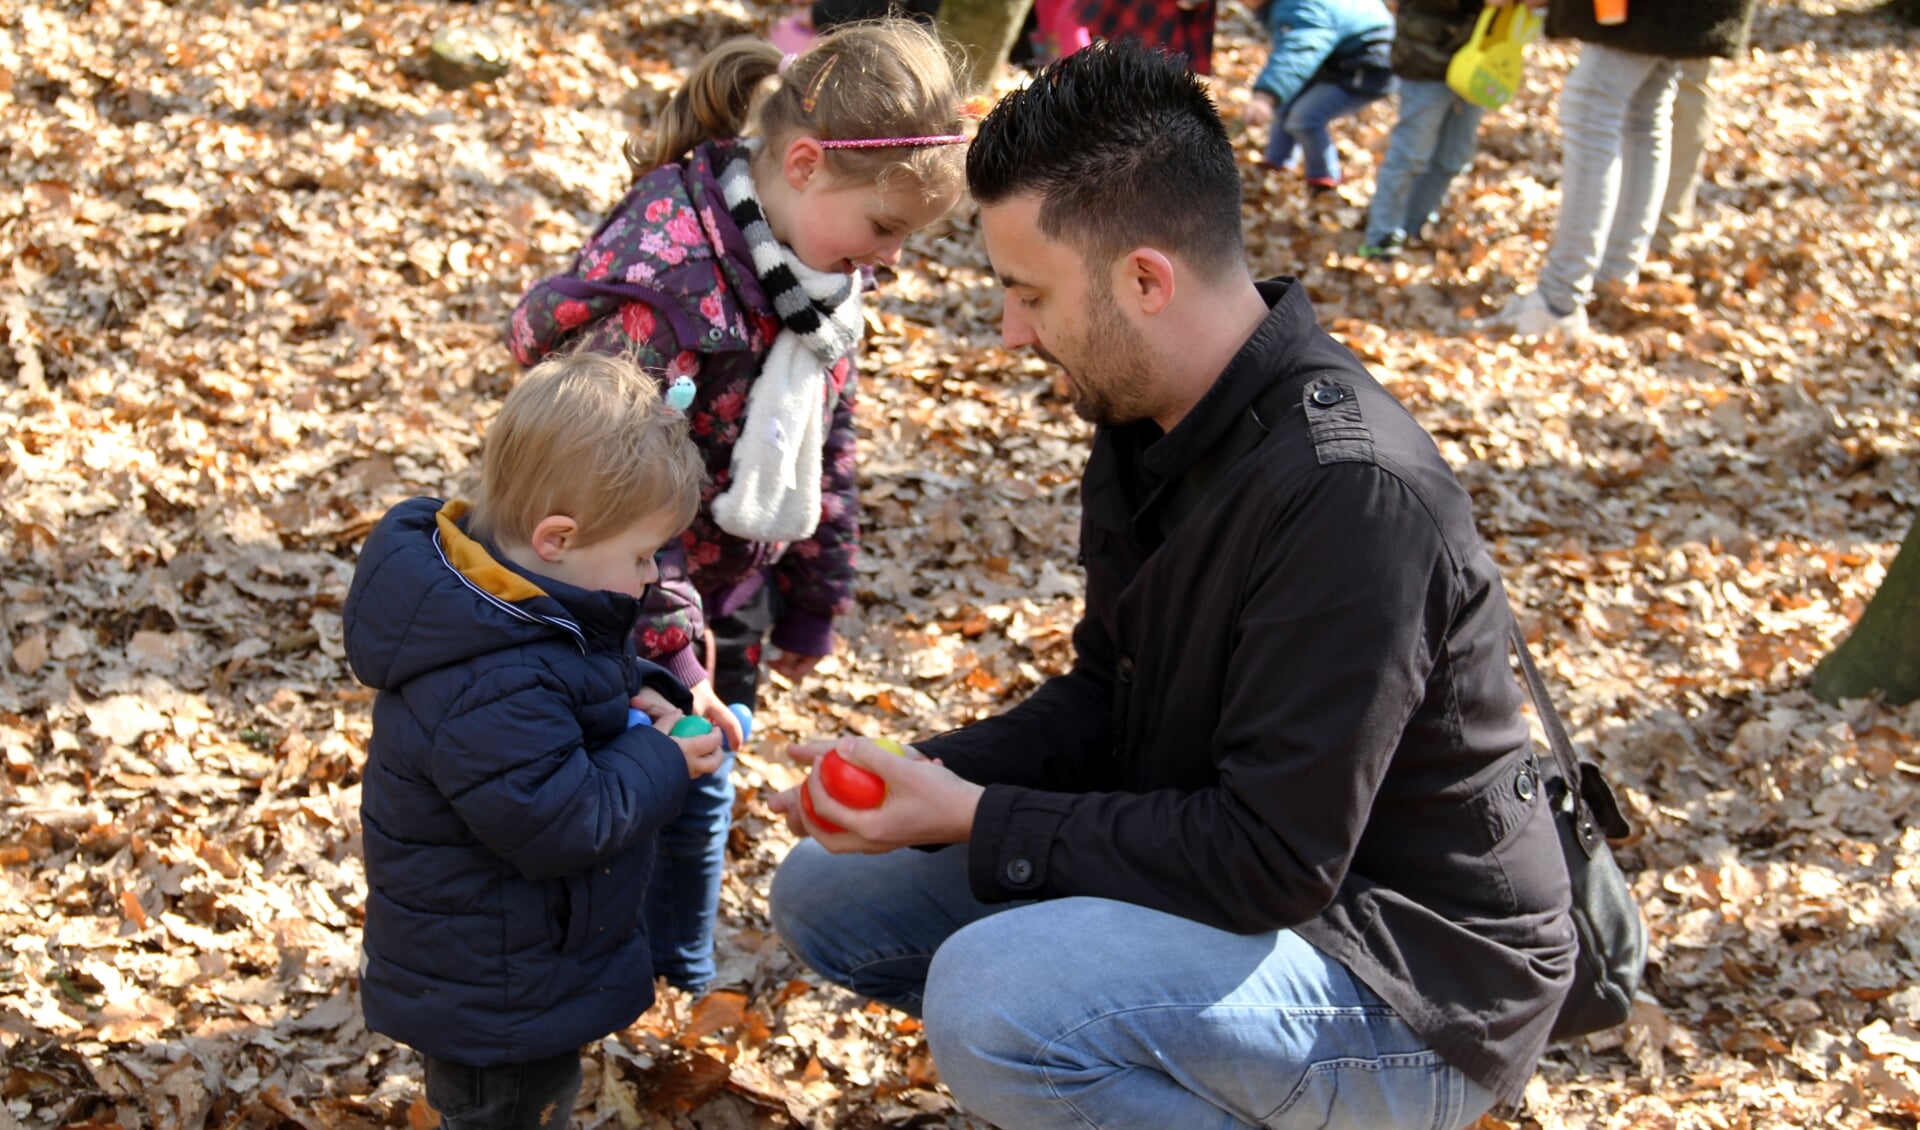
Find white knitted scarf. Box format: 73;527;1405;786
711;143;864;544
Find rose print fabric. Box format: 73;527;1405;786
510;141;859;686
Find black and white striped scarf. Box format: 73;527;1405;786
710;142;864;543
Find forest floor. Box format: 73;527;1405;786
3;0;1919;1126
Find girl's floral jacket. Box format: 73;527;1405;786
509;140;859;688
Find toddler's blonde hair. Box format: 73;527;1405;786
469;351;705;549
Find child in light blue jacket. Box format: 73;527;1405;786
1243;0;1395;192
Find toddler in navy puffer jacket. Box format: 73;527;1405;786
343;351;720;1128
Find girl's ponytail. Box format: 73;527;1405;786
627;21;965;204
628;39;782;176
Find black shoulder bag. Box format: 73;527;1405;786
1510;619;1648;1041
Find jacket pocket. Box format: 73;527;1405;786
558;874;591;954
1111;654;1135;757
1471;756;1542;847
1265;1050;1459;1129
1475;756;1559;914
424;1060;484;1121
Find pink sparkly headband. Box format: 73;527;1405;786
819;134;967;149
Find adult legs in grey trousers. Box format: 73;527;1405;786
1651;58;1717;254
1538;42;1681;315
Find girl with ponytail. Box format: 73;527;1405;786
508;19;966;998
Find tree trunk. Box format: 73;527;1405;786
1812;513;1920;706
938;0;1034;92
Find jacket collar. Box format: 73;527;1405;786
686;140;771;324
1140;277;1316;483
434;501;640;650
1085;278;1317;549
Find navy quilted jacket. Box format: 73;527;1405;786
344;497;695;1066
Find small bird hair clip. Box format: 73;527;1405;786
664;374;696;413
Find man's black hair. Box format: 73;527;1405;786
966;39;1245;273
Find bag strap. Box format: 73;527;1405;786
1467;3;1499;47
1487;3;1514;43
1508;615;1608;859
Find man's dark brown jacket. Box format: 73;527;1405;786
919;277;1577;1102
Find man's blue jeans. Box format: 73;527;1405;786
1365;79;1486;246
1264;78;1394;184
770;841;1495;1129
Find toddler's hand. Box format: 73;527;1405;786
675;727;725;779
630;688;679;726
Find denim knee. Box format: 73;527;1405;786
923;929;1025;1105
925;913;1071;1076
767;839;832;959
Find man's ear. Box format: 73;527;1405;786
528;515;579;564
782;136;827;191
1117;248;1177;317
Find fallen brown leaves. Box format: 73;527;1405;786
3;0;1918;1127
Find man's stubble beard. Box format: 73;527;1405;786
1043;290;1157;427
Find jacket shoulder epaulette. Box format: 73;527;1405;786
1300;377;1376;465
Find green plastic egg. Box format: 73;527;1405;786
670;715;714;738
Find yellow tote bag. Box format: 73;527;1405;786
1446;3;1543;111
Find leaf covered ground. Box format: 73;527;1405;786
2;0;1919;1126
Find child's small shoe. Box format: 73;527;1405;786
1306;176;1340;199
769;14;818;54
1484;290;1589;339
1358;232;1406;259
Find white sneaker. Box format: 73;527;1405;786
1486;290;1589;339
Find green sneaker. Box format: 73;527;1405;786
1358;232;1405;259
